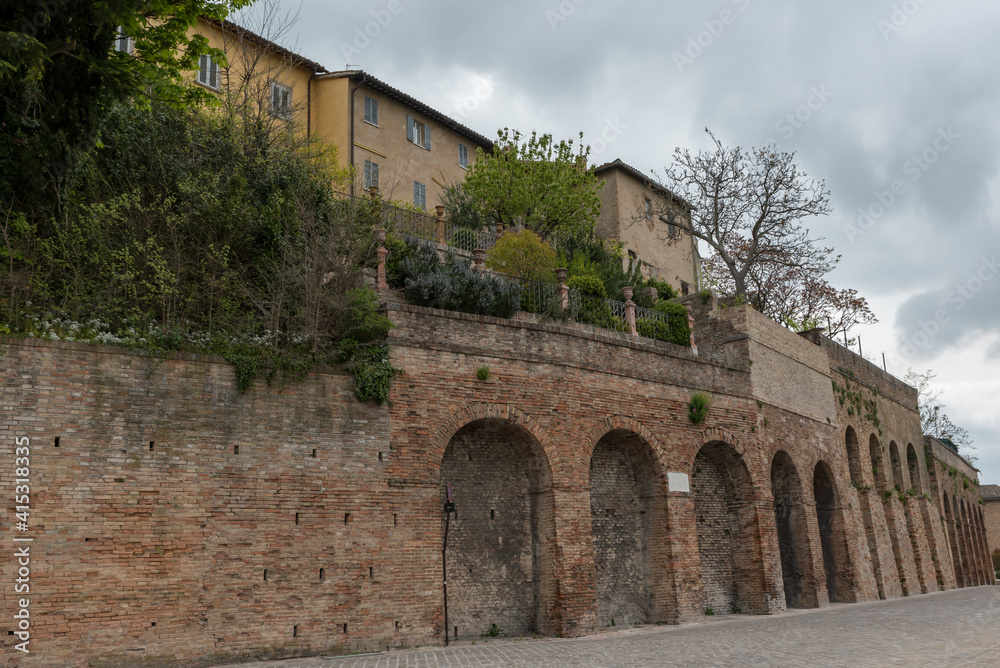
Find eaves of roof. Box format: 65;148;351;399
594;158;694;211
202;17;328;74
980;483;1000;501
320;70;495;151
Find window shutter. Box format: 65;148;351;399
372;162;379;187
210;59;218;89
413;181;419;204
373;99;378;125
406;115;414;142
424;126;431;150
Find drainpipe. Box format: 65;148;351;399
307;71;314;137
349;73;368;198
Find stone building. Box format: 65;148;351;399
1;288;994;666
594;159;701;295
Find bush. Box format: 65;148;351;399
401;242;521;318
645;300;691;347
567;274;607;298
689;392;712;424
384;234;412;286
486;229;557;283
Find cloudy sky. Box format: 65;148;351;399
251;0;1000;481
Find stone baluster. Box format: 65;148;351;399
556;268;569;310
623;286;638;338
435;205;446;245
375;228;388;291
473;249;486;273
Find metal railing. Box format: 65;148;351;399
497;275;680;345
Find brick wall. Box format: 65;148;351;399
1;299;992;666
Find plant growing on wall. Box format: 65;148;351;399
689;392;712;424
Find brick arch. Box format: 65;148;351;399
437;403;560;639
687;426;763;485
813;460;855;602
583;415;666;478
433;403;558;478
586;416;672;626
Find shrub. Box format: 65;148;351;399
401;243;521;318
384;234;412;286
567;274;607;298
486;229;557;283
476;365;491;381
638;300;690;347
689;392;712;424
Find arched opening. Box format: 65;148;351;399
943;492;964;587
889;442;904;491
956;497;972;587
845;427;864;487
770;451;813;608
962;501;982;586
813;461;854;602
869;435;887;491
589;429;665;627
440;418;556;639
906;444;922;494
692;441;767;615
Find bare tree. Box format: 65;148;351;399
905;368;977;464
656;129;832;297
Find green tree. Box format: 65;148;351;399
486;229;557;283
464;128;603;234
0;0;249;218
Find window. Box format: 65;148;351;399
458;143;469;169
113;26;133;54
270;82;292;119
364;95;378;125
644;197;652;219
406;115;431;150
413;181;426;210
681;281;690;296
364;160;379;190
197;54;219;90
644;263;659;280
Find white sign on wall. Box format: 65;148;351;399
667;472;690;493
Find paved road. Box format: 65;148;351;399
230;586;1000;667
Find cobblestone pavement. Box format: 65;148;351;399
230;586;1000;668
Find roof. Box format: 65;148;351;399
981;484;1000;501
939;437;959;454
594;158;694;210
202;17;328;74
319;70;495;150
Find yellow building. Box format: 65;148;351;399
186;19;493;211
182;19;699;286
594;159;701;296
311;71;494;208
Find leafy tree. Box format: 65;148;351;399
657;129;873;336
905;368;977;464
486;229;557;283
464;128;603;234
0;0;249;218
